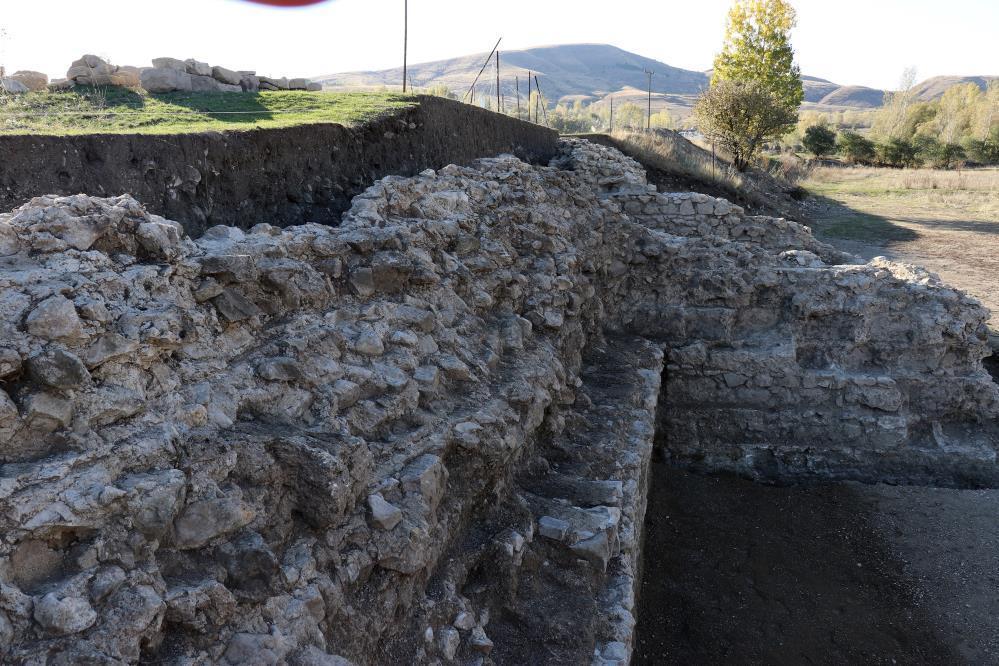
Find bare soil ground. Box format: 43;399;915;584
803;166;999;317
635;464;999;665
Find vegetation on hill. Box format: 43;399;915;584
0;87;414;135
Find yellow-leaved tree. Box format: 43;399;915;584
696;0;803;170
711;0;804;110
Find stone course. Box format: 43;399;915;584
0;138;996;663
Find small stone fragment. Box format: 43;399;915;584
25;295;83;340
367;493;402;530
28;348;91;389
173;498;256;550
33;593;97;635
538;516;570;541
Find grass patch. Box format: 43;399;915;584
806;166;999;223
609;129;746;194
0;87;416;135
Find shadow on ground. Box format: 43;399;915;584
633;462;991;665
805;193;919;246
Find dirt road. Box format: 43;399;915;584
804;167;999;317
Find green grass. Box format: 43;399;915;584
0;87;416;135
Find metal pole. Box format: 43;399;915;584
496;50;501;113
463;37;503;103
402;0;408;93
609;97;614;132
516;76;521;119
534;75;550;128
527;70;532;121
645;69;654;130
711;141;716;181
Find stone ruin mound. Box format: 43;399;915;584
0;139;996;663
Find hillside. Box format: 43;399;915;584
317;43;997;116
910;75;999;101
317;44;708;103
315;43;875;111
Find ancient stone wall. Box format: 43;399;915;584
0;138;996;664
0;96;559;236
563;139;999;485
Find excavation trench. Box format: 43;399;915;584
630;360;999;664
3;135;998;664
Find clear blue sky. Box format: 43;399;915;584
1;0;995;90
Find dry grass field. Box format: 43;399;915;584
805;166;999;317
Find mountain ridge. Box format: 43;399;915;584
315;43;995;114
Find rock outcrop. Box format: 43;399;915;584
8;71;48;92
63;54;140;89
41;54;319;94
139;57;318;94
0;139;995;664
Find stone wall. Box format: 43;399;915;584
563;139;999;484
0;96;560;236
0;138;996;664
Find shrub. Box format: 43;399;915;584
802;124;836;158
964;127;999;165
693;79;797;171
838;131;876;164
877;137;920;168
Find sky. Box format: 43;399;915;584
0;0;995;90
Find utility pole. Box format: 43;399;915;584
495;50;501;113
527;70;532;121
402;0;408;93
515;76;521;119
534;75;549;128
644;68;654;130
463;37;502;104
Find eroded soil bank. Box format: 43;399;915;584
635;462;999;664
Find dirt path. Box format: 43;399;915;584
635;464;999;665
803;167;999;317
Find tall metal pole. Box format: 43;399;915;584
645;69;654;130
534;75;549;128
495;51;501;113
402;0;408;93
516;76;521;119
463;37;502;103
527;70;532;121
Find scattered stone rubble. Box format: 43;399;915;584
25;54;322;94
0;138;996;663
2;71;48;93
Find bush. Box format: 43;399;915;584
693;79;797;171
802;124;836;158
838;131;876;164
877;137;921;168
964;127;999;165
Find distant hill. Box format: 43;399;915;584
315;43;994;116
317;44;708;103
815;85;885;108
910;75;999;101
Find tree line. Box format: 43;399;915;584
799;77;998;168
